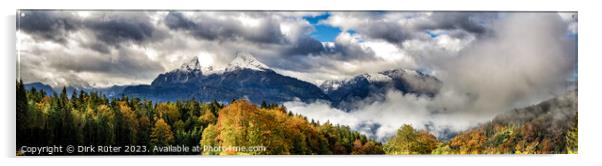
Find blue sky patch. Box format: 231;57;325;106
426;31;440;39
304;12;341;42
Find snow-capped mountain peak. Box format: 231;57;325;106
176;56;219;75
320;72;394;92
319;80;343;93
225;52;269;72
362;73;393;82
179;56;203;71
171;52;270;77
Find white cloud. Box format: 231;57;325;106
196;51;215;67
285;90;479;141
285;12;577;141
363;40;407;61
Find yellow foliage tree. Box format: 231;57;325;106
384;124;439;154
156;103;180;124
150;118;175;146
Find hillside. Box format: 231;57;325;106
16;80;577;155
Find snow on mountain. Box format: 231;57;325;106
362;73;393;82
320;81;343;93
126;52;330;104
319;68;442;110
174;52;269;76
178;56;203;72
320;72;395;93
225;52;269;72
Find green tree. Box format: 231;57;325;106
16;80;29;147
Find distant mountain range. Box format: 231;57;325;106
24;82;129;98
320;68;442;110
23;82;54;96
24;52;442;108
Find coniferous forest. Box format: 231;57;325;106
16;80;577;155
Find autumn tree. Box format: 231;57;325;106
150;118;175;146
200;124;219;155
566;113;578;154
117;101;139;145
199;108;217;127
156;103;180;125
384;124;439;154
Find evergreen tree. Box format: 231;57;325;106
16;80;28;147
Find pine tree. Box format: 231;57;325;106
16;80;29;147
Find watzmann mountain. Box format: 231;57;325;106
122;53;330;104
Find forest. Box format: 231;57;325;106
16;80;577;155
16;80;383;155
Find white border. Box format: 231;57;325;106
2;0;600;166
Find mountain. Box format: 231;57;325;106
123;52;330;104
320;68;442;110
24;82;130;98
24;82;55;96
87;85;129;98
25;54;444;106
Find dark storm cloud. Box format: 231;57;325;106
18;11;169;87
164;12;196;30
164;12;286;44
46;48;164;77
19;11;167;53
284;36;326;55
359;22;413;44
82;12;168;53
328;41;375;60
369;12;417;43
89;18;154;44
18;10;81;43
421;12;495;35
165;11;334;57
324;12;497;45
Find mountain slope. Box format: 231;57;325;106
433;90;578;154
492;90;577;126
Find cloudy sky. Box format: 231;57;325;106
17;11;577;89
